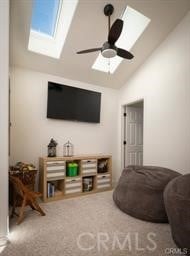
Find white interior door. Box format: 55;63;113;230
125;106;143;166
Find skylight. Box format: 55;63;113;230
31;0;60;37
28;0;78;58
92;6;151;74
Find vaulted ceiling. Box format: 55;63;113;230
10;0;190;88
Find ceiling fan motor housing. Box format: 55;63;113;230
101;42;117;58
104;4;114;16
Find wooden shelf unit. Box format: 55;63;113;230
39;155;112;202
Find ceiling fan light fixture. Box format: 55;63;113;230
101;42;117;58
101;48;117;58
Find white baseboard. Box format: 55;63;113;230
0;236;8;247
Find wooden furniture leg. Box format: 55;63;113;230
32;201;45;216
17;197;26;225
11;192;16;218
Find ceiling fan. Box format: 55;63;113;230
77;4;134;60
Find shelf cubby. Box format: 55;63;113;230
47;179;64;199
97;158;109;174
82;176;96;193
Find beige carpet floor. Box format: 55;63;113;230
1;191;179;256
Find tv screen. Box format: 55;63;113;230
47;82;101;123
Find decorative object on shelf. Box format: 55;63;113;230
83;177;93;192
67;162;78;177
64;141;74;157
98;159;108;173
48;138;57;157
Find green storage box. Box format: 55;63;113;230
67;163;78;177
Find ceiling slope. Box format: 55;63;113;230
10;0;190;88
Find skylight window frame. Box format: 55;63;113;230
28;0;78;59
92;6;151;74
51;0;62;39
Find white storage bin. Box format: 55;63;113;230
81;159;97;175
65;177;82;194
46;160;65;181
97;174;111;189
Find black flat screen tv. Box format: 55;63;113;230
47;82;101;123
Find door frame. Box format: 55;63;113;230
121;99;144;169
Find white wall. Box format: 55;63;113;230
118;11;190;176
0;0;9;246
10;11;190;185
10;68;119;182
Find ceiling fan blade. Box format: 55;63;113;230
108;19;123;45
117;48;134;59
77;48;101;54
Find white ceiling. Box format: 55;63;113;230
10;0;190;89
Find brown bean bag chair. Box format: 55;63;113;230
113;165;181;223
164;174;190;254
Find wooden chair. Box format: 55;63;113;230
9;175;45;224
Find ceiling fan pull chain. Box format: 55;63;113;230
108;58;110;75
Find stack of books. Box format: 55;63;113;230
47;183;63;197
47;182;55;197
